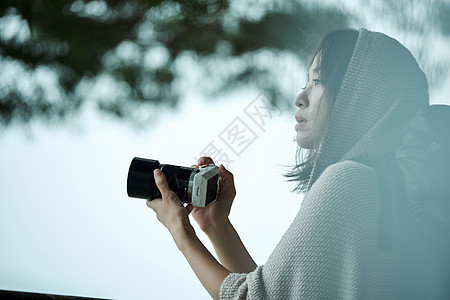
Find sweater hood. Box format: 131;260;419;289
307;29;429;190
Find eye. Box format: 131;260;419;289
312;79;321;86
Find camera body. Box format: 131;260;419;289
127;157;221;207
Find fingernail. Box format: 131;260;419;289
154;169;162;177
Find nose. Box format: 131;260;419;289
294;89;309;109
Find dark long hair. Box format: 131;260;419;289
287;28;359;192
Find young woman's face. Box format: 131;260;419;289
294;55;330;149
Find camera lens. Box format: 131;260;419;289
127;157;199;202
127;157;220;207
127;157;160;199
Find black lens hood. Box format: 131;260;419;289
127;157;160;199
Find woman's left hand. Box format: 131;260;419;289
146;169;193;238
146;169;230;299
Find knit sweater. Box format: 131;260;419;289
221;160;406;299
220;29;428;299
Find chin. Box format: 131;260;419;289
297;138;312;149
297;136;320;150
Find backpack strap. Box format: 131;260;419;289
351;152;399;251
352;153;428;299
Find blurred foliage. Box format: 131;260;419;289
0;0;349;127
354;0;450;90
375;0;450;36
1;0;449;128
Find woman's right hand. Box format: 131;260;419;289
187;157;236;235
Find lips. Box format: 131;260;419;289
295;113;307;130
295;113;307;124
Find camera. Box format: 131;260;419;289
127;157;221;207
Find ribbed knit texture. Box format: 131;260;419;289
219;29;429;299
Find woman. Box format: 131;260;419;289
147;28;429;299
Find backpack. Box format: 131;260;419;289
356;104;450;299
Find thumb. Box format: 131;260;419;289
154;169;170;198
219;164;233;180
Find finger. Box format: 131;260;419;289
186;204;195;215
190;164;200;169
198;156;214;166
153;169;171;198
146;199;157;210
219;164;233;179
